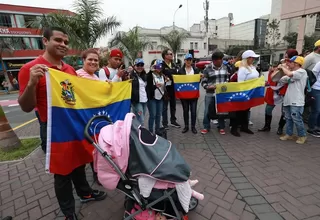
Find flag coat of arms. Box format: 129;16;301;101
215;76;265;112
45;68;131;175
173;74;201;99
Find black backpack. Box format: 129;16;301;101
305;69;317;87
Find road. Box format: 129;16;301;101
0;93;36;129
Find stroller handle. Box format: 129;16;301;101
84;115;113;144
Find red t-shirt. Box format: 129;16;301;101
19;56;76;122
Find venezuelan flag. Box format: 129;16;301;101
45;68;131;175
173;74;201;99
215;76;265;113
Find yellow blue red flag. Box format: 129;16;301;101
173;74;201;99
45;68;131;175
215;76;265;112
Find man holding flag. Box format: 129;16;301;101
18;27;106;220
200;51;230;135
176;54;201;134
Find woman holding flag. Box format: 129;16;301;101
177;54;201;134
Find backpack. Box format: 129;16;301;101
96;67;111;79
305;69;317;87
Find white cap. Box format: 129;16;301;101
242;50;260;59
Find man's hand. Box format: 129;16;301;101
28;64;47;87
117;69;125;78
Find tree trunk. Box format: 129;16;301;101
0;105;21;151
0;57;13;91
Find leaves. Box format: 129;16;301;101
159;30;190;61
109;26;151;63
29;0;121;50
283;32;298;49
266;19;281;49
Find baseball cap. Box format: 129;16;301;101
234;61;241;68
134;58;144;65
289;56;304;66
184;53;193;60
153;59;163;70
109;49;123;58
242;50;260;59
315;40;320;47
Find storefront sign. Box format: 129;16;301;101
4;59;33;70
0;28;39;35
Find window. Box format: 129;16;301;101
0;37;32;50
195;42;198;50
204;42;207;49
0;14;15;27
216;26;218;30
316;14;320;30
190;42;194;49
15;15;37;28
31;37;44;50
151;41;157;50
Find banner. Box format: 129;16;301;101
45;68;131;175
173;74;201;99
215;76;265;113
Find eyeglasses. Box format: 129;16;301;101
136;64;144;67
167;53;173;56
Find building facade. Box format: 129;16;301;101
0;4;75;78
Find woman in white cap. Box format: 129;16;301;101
230;50;260;137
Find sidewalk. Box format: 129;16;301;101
0;95;319;219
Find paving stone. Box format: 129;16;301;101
238;189;260;197
251;204;275;214
244;196;268;205
257;212;284;220
216;207;240;220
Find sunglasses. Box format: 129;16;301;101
167;53;173;56
136;64;144;67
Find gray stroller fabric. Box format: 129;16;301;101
128;118;190;182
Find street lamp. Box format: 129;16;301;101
173;4;183;30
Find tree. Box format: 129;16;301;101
304;33;320;52
266;19;281;62
109;27;151;64
0;39;16;90
159;30;190;62
0;105;21;151
30;0;121;50
283;32;298;49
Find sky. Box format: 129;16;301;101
2;0;272;31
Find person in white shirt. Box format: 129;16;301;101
279;56;308;144
303;40;320;71
98;48;126;82
146;60;166;133
230;50;260;137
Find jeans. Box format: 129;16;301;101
283;106;306;137
54;165;92;217
308;88;320;130
35;111;47;153
203;95;225;130
148;99;163;133
265;104;276;116
162;85;177;125
181;99;198;128
132;102;147;125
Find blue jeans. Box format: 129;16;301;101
283;106;306;137
203;95;225;130
308;88;320;130
148;99;163;133
35;111;47;153
132;102;147;125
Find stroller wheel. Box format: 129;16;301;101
189;197;198;211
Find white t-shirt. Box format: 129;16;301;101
185;67;194;75
152;73;165;100
279;68;307;106
312;61;320;90
237;66;260;82
98;67;119;82
138;77;148;103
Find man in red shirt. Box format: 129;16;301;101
18;27;106;220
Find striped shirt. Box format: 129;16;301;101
201;63;229;94
76;68;99;81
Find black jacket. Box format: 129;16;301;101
130;70;147;104
178;65;201;75
162;61;178;83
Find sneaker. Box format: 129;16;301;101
65;214;78;220
80;190;107;203
170;121;181;128
219;129;226;135
163;125;169;130
280;135;294;141
249;121;253;125
212;120;218;125
296;136;307;144
201;129;208;134
307;130;320;138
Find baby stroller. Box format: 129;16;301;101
84;113;201;220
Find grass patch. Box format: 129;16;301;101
0;138;41;162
